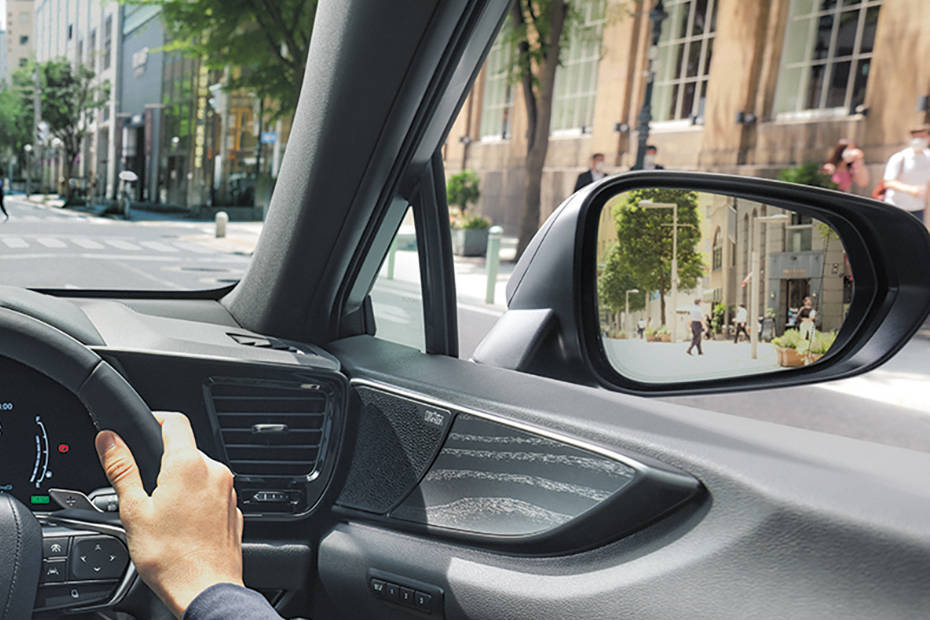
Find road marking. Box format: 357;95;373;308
172;241;214;254
139;241;178;252
1;237;28;248
104;239;142;251
36;237;67;248
71;238;105;249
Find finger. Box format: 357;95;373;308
156;411;198;455
95;431;148;506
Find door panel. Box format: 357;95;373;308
319;336;930;619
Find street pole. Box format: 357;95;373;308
670;201;678;344
632;0;667;170
255;98;264;182
751;214;790;359
624;288;639;334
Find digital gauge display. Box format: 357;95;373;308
0;356;109;509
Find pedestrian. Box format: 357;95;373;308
821;139;869;192
686;299;704;356
734;303;749;343
637;317;646;340
797;296;816;341
0;177;8;222
641;145;665;170
878;125;930;222
573;153;606;192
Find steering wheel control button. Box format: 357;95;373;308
41;559;68;583
42;536;71;558
35;581;118;611
90;493;119;513
70;536;129;580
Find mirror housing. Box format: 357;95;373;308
473;172;930;395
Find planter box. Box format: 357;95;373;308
776;346;805;367
806;352;824;365
451;227;489;256
645;335;657;342
659;334;671;342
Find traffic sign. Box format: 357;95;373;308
260;131;278;144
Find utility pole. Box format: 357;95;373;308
632;0;667;170
750;214;789;359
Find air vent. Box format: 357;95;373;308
207;380;331;478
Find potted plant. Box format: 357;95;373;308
772;329;805;367
656;325;672;343
711;303;726;340
645;327;657;342
447;170;490;256
803;330;837;364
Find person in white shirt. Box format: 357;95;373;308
882;125;930;222
734;303;749;344
686;299;704;356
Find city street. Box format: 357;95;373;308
0;195;927;453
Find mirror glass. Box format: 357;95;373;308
596;188;853;384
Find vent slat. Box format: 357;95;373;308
209;380;331;478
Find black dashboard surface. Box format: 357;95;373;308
0;356;108;509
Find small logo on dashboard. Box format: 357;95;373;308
423;409;445;426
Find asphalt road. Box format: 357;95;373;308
2;196;928;453
0;196;249;290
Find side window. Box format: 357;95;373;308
370;208;425;351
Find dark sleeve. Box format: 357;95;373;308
573;172;587;193
183;583;285;620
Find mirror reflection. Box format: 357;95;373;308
596;188;852;384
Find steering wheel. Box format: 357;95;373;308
0;307;164;618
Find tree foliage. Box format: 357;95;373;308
609;188;705;324
0;66;35;164
446;170;481;216
598;242;645;314
148;0;317;118
40;60;110;199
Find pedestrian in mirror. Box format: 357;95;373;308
596;187;851;384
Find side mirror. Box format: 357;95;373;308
473;172;930;394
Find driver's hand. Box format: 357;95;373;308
95;412;244;619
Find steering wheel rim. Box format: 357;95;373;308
0;307;164;618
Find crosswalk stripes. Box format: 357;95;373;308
0;235;216;255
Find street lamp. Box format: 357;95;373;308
639;199;679;343
23;144;33;196
750;213;790;359
632;0;668;170
624;288;640;333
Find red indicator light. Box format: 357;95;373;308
58;443;70;454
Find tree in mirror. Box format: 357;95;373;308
596;188;852;384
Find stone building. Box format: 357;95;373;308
444;0;928;232
5;0;34;83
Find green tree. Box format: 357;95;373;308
777;162;836;189
598;242;645;332
446;170;481;216
0;66;35;169
39;59;110;201
612;188;704;325
150;0;317;117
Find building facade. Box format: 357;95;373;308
5;0;33;82
34;0;122;198
446;0;929;232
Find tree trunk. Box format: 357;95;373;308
514;0;568;261
659;290;666;327
62;150;76;203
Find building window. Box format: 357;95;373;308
19;35;28;45
68;24;73;40
89;29;97;69
479;34;513;140
773;0;881;114
712;227;722;270
786;213;813;252
104;16;113;70
652;0;717;122
18;58;27;68
550;0;606;133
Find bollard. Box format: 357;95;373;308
485;225;503;305
386;235;399;280
215;211;228;238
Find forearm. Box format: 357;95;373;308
183;583;285;620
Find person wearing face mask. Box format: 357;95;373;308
880;125;930;223
574;153;607;192
641;145;664;171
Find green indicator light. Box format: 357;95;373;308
30;495;50;504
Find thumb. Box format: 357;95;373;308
95;431;148;508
